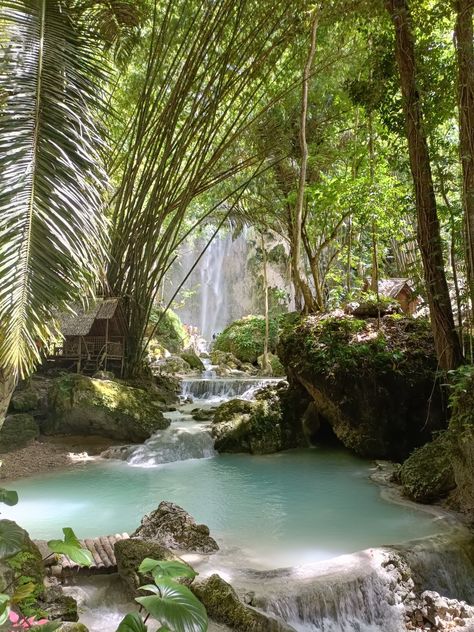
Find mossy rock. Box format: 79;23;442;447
114;538;177;597
148;307;189;354
44;374;169;442
0;521;45;618
0;414;39;453
10;389;40;413
158;355;193;375
210;350;242;370
257;353;285;377
57;624;89;632
278;314;443;459
399;432;456;503
180;351;205;372
214;316;279;364
192;574;294;632
212;394;283;455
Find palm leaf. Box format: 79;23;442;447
0;0;108;378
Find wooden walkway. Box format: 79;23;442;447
35;533;130;576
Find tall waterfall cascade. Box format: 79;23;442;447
163;226;294;339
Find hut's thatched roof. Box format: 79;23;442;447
57;298;120;337
378;278;413;298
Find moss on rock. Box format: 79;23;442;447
180;351;205;372
10;389;40;413
212;387;286;455
398;432;456;503
192;574;294;632
44;374;169;442
149;307;189;354
214;316;279;364
114;538;177;597
278;314;443;459
0;414;39;453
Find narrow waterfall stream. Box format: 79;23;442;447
4;369;474;632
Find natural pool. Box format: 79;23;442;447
4;445;447;569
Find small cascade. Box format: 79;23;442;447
181;377;279;402
127;420;216;467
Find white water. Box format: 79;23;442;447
181;376;281;403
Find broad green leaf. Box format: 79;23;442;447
136;578;207;632
138;584;160;595
0;489;18;506
157;627;172;632
11;582;36;603
138;559;197;581
0;520;27;559
116;612;148;632
47;527;93;567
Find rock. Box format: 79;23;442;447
157;355;193;375
210;350;243;370
257;353;285;377
399;432;456;503
10;388;40;413
100;444;136;460
192;408;216;422
192;574;295;631
212;392;284;455
213;316;279;364
92;370;115;381
57;624;89;632
0;413;39;453
278;314;444;460
43;374;169;442
40;584;78;621
114;537;177;597
180;351;205;372
131;501;219;553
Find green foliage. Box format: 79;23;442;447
0;521;27;559
214;316;279;364
47;528;93;567
150;308;189;354
116;558;207;632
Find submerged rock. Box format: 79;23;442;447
44;374;169;442
0;413;39;452
100;444;136;461
278;314;444;459
131;501;219;553
192;574;296;632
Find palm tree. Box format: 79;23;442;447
0;0;114;424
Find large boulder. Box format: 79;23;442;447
157;355;193;375
214;316;279;364
180;351;205;372
192;574;295;632
212;384;292;455
131;502;219;553
0;414;39;452
44;374;169;442
10;388;40;413
398;432;456;503
278;314;444;460
210;351;242;370
114;538;177;597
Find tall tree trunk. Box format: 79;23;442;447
454;0;474;309
293;7;320;313
261;234;271;374
386;0;462;370
0;369;15;428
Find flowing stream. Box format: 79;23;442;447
4;372;473;631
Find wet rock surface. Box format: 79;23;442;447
192;574;296;632
131;501;219;553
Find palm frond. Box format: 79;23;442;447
0;0;108;377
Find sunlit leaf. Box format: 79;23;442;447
138;559;197;581
11;582;36;603
116;612;148;632
136;578;207;632
0;520;26;559
47;527;93;567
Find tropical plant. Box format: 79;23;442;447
115;557;206;632
0;0;110;422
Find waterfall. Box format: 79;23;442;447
246;532;474;632
181;377;280;402
127;421;216;467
